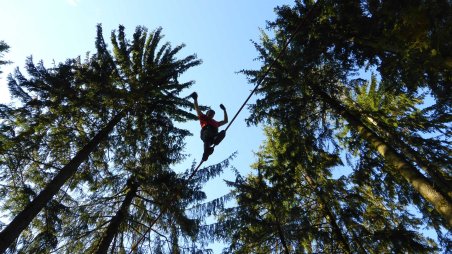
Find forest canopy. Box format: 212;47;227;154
0;0;451;253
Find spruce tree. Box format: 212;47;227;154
270;0;451;105
242;0;451;229
341;75;451;200
0;24;201;252
0;40;10;75
218;124;438;253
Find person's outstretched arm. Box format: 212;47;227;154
191;92;202;117
218;104;228;126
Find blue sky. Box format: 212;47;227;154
0;0;294;250
0;1;294;179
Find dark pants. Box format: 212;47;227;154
201;125;218;151
200;125;226;161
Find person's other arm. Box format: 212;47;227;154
218;104;228;126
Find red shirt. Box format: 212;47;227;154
199;114;220;128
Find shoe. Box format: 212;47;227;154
208;146;214;155
213;130;226;145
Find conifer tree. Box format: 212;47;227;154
83;119;199;253
271;0;451;105
3;94;234;253
0;40;10;75
242;0;451;229
218;124;438;253
341;75;451;200
0;24;201;252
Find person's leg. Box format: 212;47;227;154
201;127;215;161
202;142;214;161
213;130;226;145
201;128;214;145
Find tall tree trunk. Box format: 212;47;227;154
0;112;124;252
95;178;138;254
317;89;452;228
342;94;452;201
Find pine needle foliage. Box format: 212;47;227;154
229;0;451;251
0;24;202;252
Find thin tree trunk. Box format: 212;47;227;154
0;112;124;252
304;174;351;253
130;207;164;252
276;221;290;254
268;203;290;254
170;222;180;254
317;89;452;228
95;178;138;254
